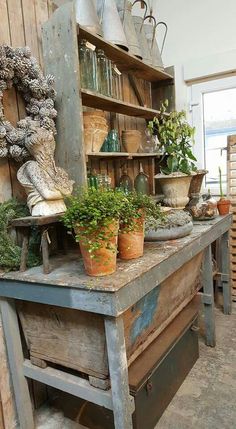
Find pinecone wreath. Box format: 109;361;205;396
0;45;57;161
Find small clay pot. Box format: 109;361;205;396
118;215;144;260
217;198;231;215
75;220;118;276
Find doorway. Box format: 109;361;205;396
190;76;236;194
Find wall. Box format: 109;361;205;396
141;0;236;110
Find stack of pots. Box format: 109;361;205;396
122;129;142;153
83;111;108;153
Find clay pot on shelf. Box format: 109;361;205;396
118;214;144;260
83;111;108;152
217;198;231;215
75;221;119;276
155;173;192;209
122;130;142;153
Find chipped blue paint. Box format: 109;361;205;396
130;286;160;345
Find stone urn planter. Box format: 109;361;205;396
155;173;193;209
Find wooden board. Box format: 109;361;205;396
17;253;203;378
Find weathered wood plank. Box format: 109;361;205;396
0;299;34;429
202;246;216;347
42;2;87;187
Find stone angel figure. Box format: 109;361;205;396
17;126;74;216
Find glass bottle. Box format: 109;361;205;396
107;129;120;152
87;169;98;189
78;39;97;91
118;169;133;194
134;163;149;195
111;63;122;100
96;49;110;96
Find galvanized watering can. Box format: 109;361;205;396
132;0;152;65
143;16;168;70
75;0;102;36
96;0;129;51
115;0;142;59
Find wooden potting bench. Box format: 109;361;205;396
0;214;232;429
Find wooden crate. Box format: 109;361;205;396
17;252;203;379
228;135;236;300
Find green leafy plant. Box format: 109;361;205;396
145;209;192;232
148;100;197;175
0;199;40;271
63;187;126;256
119;192;163;233
219;166;224;198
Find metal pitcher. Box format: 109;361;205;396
97;0;129;51
115;0;142;59
75;0;102;36
143;17;168;70
132;0;152;65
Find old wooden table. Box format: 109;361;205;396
0;215;232;429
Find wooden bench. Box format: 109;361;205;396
11;214;66;274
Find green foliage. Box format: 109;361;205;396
219;166;224;198
119;192;163;233
145;209;192;232
0;199;40;271
148;100;197;175
63;187;126;256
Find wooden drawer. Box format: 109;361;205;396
17;253;203;379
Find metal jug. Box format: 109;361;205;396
97;0;129;51
115;0;142;59
75;0;102;36
132;0;152;65
143;17;168;70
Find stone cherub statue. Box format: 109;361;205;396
17;126;74;216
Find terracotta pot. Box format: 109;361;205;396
155;173;192;209
84;128;108;153
217;198;231;215
83;110;105;118
122;130;142;153
75;220;119;276
118;215;144;260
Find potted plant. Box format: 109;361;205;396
118;192;162;260
63;187;125;276
148;100;197;208
217;166;231;215
145;209;193;241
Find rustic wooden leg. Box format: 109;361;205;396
202;245;216;347
89;375;110;390
104;316;134;429
20;227;30;272
221;231;232;315
0;298;35;429
41;227;50;274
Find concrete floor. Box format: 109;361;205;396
36;302;236;429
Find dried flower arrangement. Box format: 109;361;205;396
0;45;57;161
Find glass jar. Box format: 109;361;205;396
140;129;160;153
96;49;110;96
111;63;122;99
79;39;97;91
87;169;98;189
134;164;149;195
97;173;111;188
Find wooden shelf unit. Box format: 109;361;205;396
78;25;173;83
42;2;174;192
81;89;163;119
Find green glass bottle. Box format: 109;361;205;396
118;169;133;194
134;163;149;195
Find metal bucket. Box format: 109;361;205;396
97;0;129;51
132;0;152;65
75;0;102;36
143;17;168;70
115;0;142;59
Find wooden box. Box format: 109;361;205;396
17;252;203;379
49;297;200;428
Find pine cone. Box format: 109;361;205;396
39;107;51;118
0;147;8;158
0;126;6;139
46;74;55;86
44;98;54;109
9;145;26;161
0;80;7;91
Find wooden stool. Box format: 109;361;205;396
11;214;66;274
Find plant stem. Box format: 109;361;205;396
219;166;224;198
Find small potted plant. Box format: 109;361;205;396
63;187;125;276
148;100;197;208
118;192;162;260
217;166;231;215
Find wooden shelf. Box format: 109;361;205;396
81;89;163;119
78;25;173;83
87;152;162;159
